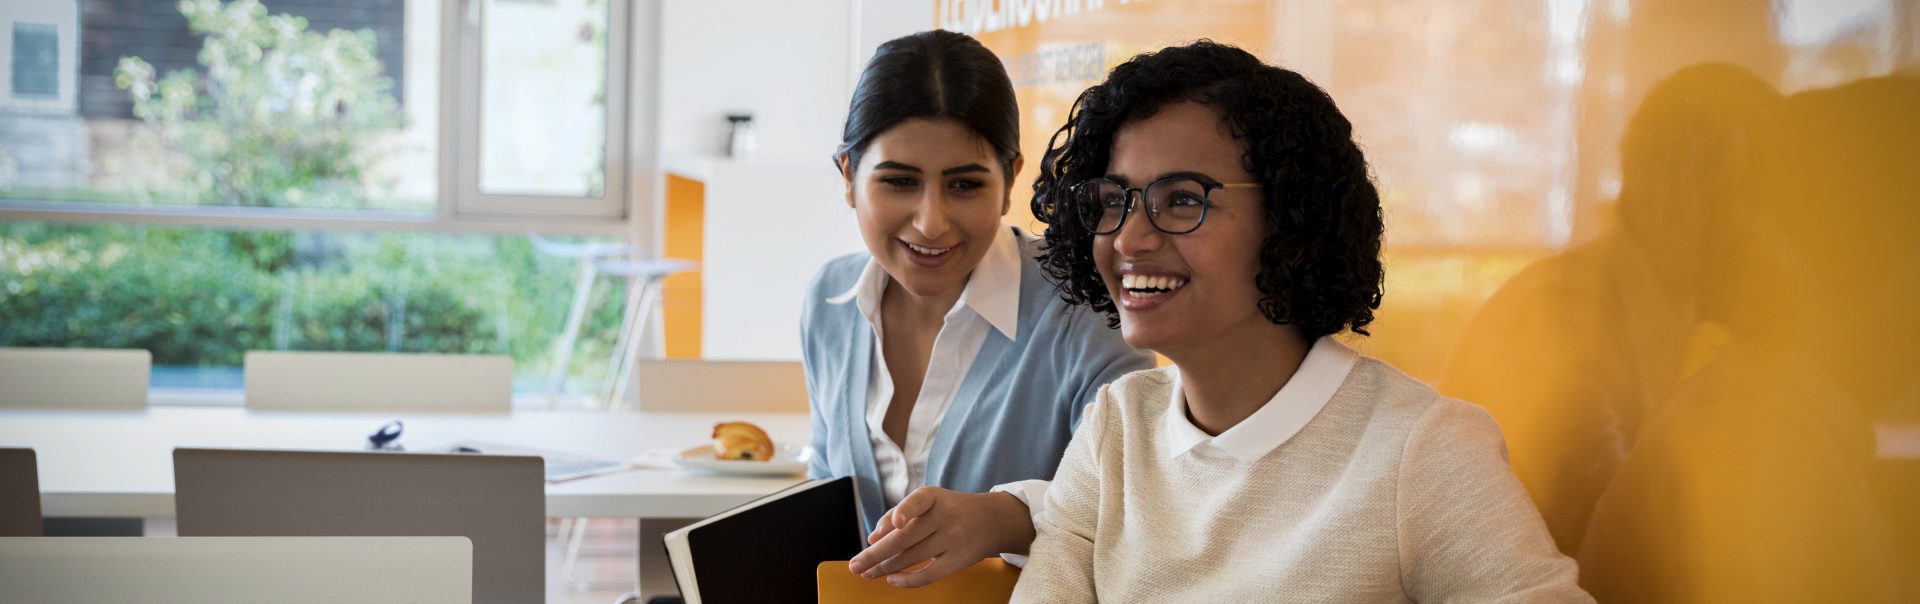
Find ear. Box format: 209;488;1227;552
1000;153;1026;216
838;154;857;209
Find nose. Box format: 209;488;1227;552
913;188;951;240
1110;195;1163;257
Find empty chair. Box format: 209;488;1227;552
243;351;511;412
634;359;808;413
0;448;38;537
0;348;149;410
173;448;543;604
0;536;471;603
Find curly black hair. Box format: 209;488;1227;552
1031;40;1384;340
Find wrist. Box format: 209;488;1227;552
983;491;1037;555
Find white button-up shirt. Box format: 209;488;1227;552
1160;335;1361;462
827;225;1025;509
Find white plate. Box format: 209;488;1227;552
672;442;811;476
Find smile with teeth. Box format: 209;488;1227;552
905;241;952;256
1120;274;1188;296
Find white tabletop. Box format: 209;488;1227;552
0;407;811;518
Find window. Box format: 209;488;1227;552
459;0;629;219
10;23;58;99
0;0;651;400
2;0;638;222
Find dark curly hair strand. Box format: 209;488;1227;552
1031;40;1384;340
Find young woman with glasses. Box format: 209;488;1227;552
997;41;1591;601
801;30;1154;587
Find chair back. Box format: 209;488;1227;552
637;359;807;413
0;448;39;536
0;536;471;603
173;448;542;604
244;351;512;412
0;348;148;410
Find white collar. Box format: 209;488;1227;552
825;225;1026;340
1162;336;1361;463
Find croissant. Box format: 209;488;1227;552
712;421;774;462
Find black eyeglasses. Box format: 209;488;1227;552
1073;174;1262;235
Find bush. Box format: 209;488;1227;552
114;0;404;209
0;222;627;392
0;222;275;364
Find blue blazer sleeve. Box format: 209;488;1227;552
1063;305;1154;432
799;270;833;481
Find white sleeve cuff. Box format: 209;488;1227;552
989;479;1051;568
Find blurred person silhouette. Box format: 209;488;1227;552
1439;63;1782;556
1577;73;1920;602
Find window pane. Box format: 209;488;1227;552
478;0;606;198
0;220;632;398
11;23;60;98
0;0;437;212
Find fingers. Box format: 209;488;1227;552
860;532;945;580
848;488;950;576
852;513;939;578
867;509;897;545
888;553;979;588
888;488;941;528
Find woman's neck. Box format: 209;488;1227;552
1165;322;1311;436
880;275;968;331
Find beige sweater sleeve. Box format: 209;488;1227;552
1009;392;1110;603
1397;400;1594;603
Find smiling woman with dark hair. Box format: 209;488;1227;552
801;29;1154;588
1009;41;1590;602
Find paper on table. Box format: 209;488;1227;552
448;440;631;483
628;449;683;470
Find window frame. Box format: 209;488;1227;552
0;0;656;239
452;0;632;222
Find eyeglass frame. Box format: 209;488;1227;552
1073;173;1264;235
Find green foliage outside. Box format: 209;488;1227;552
0;0;628;393
0;221;630;392
114;0;403;211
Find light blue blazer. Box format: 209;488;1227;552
800;228;1154;532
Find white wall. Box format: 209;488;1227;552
697;159;863;360
853;1;937;82
658;0;853;161
654;0;934;360
656;0;933;161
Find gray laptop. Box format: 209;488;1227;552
174;448;543;604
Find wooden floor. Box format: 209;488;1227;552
545;518;647;604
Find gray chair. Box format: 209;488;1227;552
0;448;39;537
0;348;149;410
173;448;543;604
634;359;808;413
0;536;472;603
242;351;512;413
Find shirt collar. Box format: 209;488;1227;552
1162;335;1361;463
824;225;1025;340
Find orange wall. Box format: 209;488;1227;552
950;0;1920;599
663;173;705;359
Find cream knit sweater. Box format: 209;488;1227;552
1012;360;1593;603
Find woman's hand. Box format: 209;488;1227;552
845;486;1036;587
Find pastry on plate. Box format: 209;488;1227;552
712;421;774;461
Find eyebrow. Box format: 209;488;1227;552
1102;171;1221;186
873;161;994;176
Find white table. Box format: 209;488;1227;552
0;407;811;518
